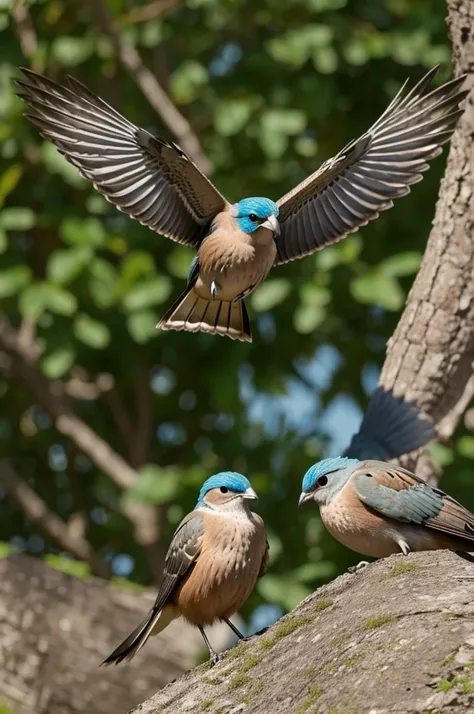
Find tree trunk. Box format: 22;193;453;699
130;550;474;714
0;555;228;714
379;0;474;479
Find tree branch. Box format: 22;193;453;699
0;318;165;580
119;0;180;25
11;1;40;69
130;550;474;714
87;0;212;175
378;0;474;476
0;461;111;579
0;555;231;714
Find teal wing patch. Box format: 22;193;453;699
352;471;444;524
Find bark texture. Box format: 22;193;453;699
379;0;474;477
130;550;474;714
0;555;229;714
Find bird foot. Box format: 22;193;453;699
348;561;370;574
210;651;222;666
210;280;219;299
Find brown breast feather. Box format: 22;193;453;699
174;511;266;624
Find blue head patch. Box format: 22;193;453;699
302;457;359;493
232;197;279;235
196;471;252;507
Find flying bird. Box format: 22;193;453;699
103;472;268;666
16;67;467;342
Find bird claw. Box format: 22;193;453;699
210;280;219;299
348;561;370;574
210;651;222;666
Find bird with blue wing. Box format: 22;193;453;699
16;66;467;342
103;472;268;666
298;456;474;559
297;390;474;559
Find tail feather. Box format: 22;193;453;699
345;387;436;461
158;288;252;342
102;606;175;665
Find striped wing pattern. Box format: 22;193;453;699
275;66;467;264
353;460;474;542
16;69;226;248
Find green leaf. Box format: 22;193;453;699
88;258;120;308
19;283;77;319
0;265;31;298
294;284;331;333
214;97;260;136
257;573;310;610
60;216;106;247
260;108;307;136
166;247;195;279
141;19;163;48
316;236;362;271
0;227;7;254
44;285;78;316
379;252;422;277
251;279;291;312
127;310;159;343
47;247;92;284
127;465;181;504
170;60;208;104
51;36;95;66
458;436;474;459
294;303;327;333
0;207;35;231
350;270;404;311
41;345;76;378
0;164;23;207
268;25;333;68
74;313;111;349
120;251;156;286
429;442;454;467
122;277;172;311
343;37;370;66
313;46;338;74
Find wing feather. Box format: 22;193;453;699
275;66;467;264
16;68;227;248
352;460;474;542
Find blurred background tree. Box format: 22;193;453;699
0;0;471;643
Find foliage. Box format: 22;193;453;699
0;0;471;630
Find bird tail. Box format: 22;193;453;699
101;605;175;666
344;387;436;461
158;288;252;342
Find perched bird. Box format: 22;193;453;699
298;387;450;559
298;456;474;559
103;472;268;666
16;67;466;342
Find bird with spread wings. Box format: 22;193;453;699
16;66;466;342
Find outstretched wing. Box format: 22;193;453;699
352;460;474;542
151;511;204;612
274;66;467;264
16;68;227;247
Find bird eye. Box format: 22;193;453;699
317;475;328;487
220;486;229;494
248;213;259;223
